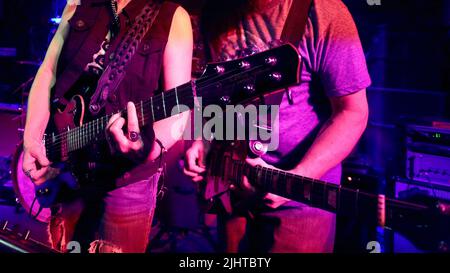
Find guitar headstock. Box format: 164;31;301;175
195;43;300;106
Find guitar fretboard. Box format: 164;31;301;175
224;160;429;220
45;82;194;161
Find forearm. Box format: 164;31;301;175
292;109;368;179
23;68;54;147
148;111;190;161
23;4;74;149
148;6;192;161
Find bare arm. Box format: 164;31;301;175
107;6;193;162
291;89;369;179
24;4;75;147
22;4;76;184
246;89;368;180
150;6;193;159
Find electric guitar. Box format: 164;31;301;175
204;140;450;252
27;44;301;208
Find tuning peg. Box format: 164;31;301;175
269;72;282;81
243;84;256;94
214;65;225;74
220;96;231;104
238;61;251;69
265;56;277;66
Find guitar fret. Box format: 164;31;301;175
256;167;263;190
175;87;180;114
76;127;80;150
67;130;70;153
70;129;74;152
140;101;145;127
303;178;311;203
83;125;86;148
80;125;84;148
161;92;167;117
322;181;328;209
328;188;337;210
150;97;155;121
355;189;360;216
76;128;78;149
337;185;342;213
284;172;292;197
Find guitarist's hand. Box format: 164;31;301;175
183;140;206;182
22;141;54;186
244;157;291;209
106;102;147;162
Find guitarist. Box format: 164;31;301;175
184;0;370;252
21;0;192;252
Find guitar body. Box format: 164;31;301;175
204;140;254;214
203;140;450;252
35;95;90;208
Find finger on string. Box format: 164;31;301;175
127;102;140;134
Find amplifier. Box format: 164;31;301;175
394;177;450;202
405;124;450;186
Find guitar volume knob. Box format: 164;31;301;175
250;140;268;156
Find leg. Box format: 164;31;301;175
249;201;336;253
217;214;248;253
95;172;161;253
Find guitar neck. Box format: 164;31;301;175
45;44;303;162
45;82;194;160
231;161;430;222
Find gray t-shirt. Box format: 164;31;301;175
208;0;371;184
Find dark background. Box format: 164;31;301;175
0;0;449;253
0;0;449;92
0;0;449;191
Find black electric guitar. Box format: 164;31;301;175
28;44;300;208
204;141;450;252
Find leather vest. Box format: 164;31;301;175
53;0;179;114
51;0;180;188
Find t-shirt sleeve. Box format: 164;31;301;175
314;1;372;97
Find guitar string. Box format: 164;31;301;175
52;59;271;146
47;63;265;146
46;64;274;155
46;83;195;148
46;64;271;150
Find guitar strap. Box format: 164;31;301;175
88;0;163;115
280;0;313;46
215;0;314;214
251;0;313;149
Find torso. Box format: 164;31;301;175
204;0;341;184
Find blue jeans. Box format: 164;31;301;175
48;172;160;253
217;200;336;253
